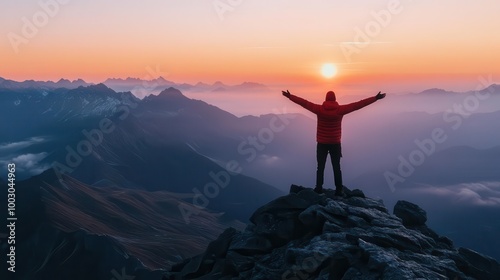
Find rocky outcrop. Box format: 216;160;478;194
393;200;427;227
163;185;500;280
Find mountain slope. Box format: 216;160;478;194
1;85;285;220
0;169;246;280
0;84;138;142
164;185;500;279
46;109;284;220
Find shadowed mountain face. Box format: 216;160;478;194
0;84;312;190
0;84;289;279
164;186;500;279
0;84;138;142
0;169;245;280
0;85;286;220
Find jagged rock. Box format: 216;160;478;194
223;251;255;274
324;200;348;217
393;200;427;226
457;247;500;280
205;227;238;258
347;189;366;198
347;196;388;213
228;232;273;255
249;190;325;246
289;184;307;194
298;204;329;230
164;185;500;280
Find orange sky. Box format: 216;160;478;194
1;1;500;93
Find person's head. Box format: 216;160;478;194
325;91;336;102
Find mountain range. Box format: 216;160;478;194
0;76;269;98
0;84;288;220
1;79;500;278
0;77;89;90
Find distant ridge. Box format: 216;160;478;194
419;88;453;94
101;77;270;94
3;77;498;97
416;84;500;95
0;77;91;89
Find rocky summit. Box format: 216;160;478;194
163;185;500;280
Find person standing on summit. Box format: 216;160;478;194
282;90;386;195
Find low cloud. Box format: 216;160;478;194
413;182;500;207
0;136;46;152
0;152;50;176
258;154;281;165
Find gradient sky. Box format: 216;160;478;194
1;0;500;93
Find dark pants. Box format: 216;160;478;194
316;143;342;190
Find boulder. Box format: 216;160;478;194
393;200;427;226
347;189;366;198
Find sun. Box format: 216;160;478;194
321;63;337;79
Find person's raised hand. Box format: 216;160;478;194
282;90;291;98
375;91;386;100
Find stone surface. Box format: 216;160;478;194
393;200;427;226
163;185;500;280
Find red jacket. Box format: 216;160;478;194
288;92;377;144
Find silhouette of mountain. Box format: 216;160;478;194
476;84;500;95
0;83;293;279
0;84;309;194
0;84;138;143
0;77;91;89
416;84;500;95
164;185;500;279
0;83;137;119
418;88;454;95
0;84;284;220
212;81;226;88
99;76;271;95
209;81;269;93
140;87;239;124
195;82;209;87
233;81;269;91
103;77;176;93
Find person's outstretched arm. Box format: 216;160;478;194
339;91;386;115
282;90;321;114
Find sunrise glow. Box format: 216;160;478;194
1;1;499;92
321;63;337;79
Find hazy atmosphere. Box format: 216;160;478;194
1;1;500;279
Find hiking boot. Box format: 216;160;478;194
335;185;345;196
